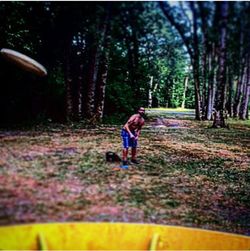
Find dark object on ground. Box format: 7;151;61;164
106;152;121;162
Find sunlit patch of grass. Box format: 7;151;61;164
145;108;195;120
146;108;194;112
227;118;250;127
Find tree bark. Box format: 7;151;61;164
239;55;250;119
233;63;245;118
77;64;84;120
84;34;98;119
198;2;209;120
206;45;215;120
233;22;245;118
181;76;189;109
64;42;73;122
148;76;153;108
94;51;109;122
212;2;228;128
226;69;234;117
94;3;111;122
190;2;202;120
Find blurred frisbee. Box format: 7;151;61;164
0;48;47;77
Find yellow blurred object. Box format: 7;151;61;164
0;222;249;250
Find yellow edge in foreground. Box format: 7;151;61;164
0;222;249;250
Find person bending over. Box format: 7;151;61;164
121;107;145;167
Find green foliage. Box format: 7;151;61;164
0;1;222;125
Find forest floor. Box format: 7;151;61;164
0;109;249;236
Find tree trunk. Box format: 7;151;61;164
74;33;84;121
131;15;140;97
77;64;84;120
93;3;111;122
181;76;189;109
64;42;73;122
226;70;234;117
94;51;109;122
233;64;245;118
239;55;250;119
233;22;245;118
212;2;228;128
148;76;153;108
206;46;214;120
198;2;209;120
190;2;201;120
193;66;202;120
201;46;207;119
85;35;98;119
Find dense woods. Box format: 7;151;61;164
0;1;249;126
0;2;250;237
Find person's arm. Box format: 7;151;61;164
135;129;141;140
135;121;144;140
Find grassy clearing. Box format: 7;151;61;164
0;111;249;235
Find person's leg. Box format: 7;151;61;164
131;147;137;161
121;129;129;165
131;138;139;164
123;148;129;164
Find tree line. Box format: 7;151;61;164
0;2;249;126
160;1;250;127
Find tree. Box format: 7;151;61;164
159;1;202;120
212;2;228;128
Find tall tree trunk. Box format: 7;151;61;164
190;2;201;120
77;63;84;120
93;3;111;122
148;76;153;108
193;66;202;120
64;42;73;122
121;9;136;88
131;14;140;97
201;51;207;119
84;35;98;119
94;50;109;122
233;22;245;118
74;33;84;121
212;2;228;128
239;55;250;119
206;45;215;120
233;63;245;118
226;70;234;117
181;76;189;109
198;2;209;120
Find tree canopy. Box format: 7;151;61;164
0;1;249;126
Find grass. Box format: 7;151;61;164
146;107;194;111
0;110;249;235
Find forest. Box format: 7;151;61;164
0;1;249;126
0;1;250;244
